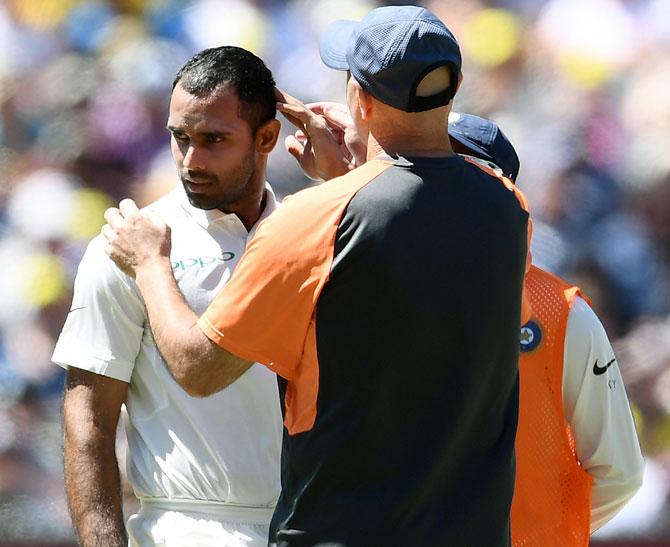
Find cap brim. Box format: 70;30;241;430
448;131;495;163
320;19;357;71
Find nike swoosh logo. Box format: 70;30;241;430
593;358;616;376
68;306;87;313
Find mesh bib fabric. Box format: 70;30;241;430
511;266;592;546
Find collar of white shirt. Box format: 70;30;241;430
172;181;278;233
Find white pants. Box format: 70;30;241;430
127;498;274;547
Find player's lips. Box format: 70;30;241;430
183;177;216;193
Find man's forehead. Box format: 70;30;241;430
170;82;238;108
168;84;245;129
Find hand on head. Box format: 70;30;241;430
102;199;171;278
307;101;367;169
275;89;365;181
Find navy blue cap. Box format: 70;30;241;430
448;113;520;182
320;5;462;113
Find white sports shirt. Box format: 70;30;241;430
561;296;644;532
52;184;282;506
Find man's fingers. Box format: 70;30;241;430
104;207;124;229
119;198;140;217
284;135;305;161
100;224;118;259
306;102;352;130
276;87;303;108
276;107;304;131
276;89;328;137
322;106;354;131
274;87;287;103
305;101;344;114
105;199;140;229
277;102;315;130
304;102;327;114
101;223;116;242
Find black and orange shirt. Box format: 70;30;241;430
199;156;530;546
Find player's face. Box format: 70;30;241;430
167;83;261;212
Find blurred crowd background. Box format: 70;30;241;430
0;0;669;543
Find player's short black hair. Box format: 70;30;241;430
172;46;276;132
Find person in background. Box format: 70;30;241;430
447;112;644;545
52;46;283;546
102;5;531;545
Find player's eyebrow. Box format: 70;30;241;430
166;125;232;137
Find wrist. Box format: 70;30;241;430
135;257;172;290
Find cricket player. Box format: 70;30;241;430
52;47;283;546
447;113;644;545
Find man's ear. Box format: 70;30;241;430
255;119;281;153
356;85;374;121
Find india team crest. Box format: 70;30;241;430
520;320;542;352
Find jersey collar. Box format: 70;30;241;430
173;182;278;231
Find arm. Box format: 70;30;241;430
104;163;391;394
562;297;645;532
63;368;128;547
103;202;252;397
135;258;253;396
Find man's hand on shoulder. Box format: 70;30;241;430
102;198;172;278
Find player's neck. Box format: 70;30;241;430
367;131;454;160
219;173;267;232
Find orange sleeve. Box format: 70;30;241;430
197;192;334;380
511;184;533;324
197;160;392;380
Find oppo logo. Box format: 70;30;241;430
172;252;235;271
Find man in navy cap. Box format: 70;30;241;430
102;6;531;546
280;101;643;543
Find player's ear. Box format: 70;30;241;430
255;118;281;154
355;84;373;121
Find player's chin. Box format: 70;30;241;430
184;190;218;211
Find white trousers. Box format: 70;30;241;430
127;498;274;547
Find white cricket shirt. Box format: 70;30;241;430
562;297;645;532
52;184;282;506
